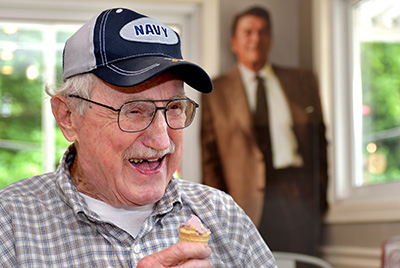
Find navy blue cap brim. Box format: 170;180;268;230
92;56;213;93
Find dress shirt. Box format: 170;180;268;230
238;63;303;168
0;145;277;267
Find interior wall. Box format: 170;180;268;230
321;222;389;267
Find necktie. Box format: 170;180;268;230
254;76;274;171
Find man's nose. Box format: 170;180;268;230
250;32;262;43
144;109;171;150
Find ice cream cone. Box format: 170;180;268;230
179;226;210;244
178;214;211;245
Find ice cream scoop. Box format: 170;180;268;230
178;214;211;244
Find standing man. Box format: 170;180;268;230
0;8;277;267
201;6;328;256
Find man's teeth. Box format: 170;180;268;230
129;158;161;164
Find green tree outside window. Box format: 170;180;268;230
361;42;400;185
0;23;77;187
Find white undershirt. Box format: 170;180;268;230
239;63;303;169
81;193;154;238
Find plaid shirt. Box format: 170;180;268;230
0;146;277;267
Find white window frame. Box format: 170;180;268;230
0;0;219;184
313;0;400;223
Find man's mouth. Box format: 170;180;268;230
128;156;165;171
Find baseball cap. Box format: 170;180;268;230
62;8;213;93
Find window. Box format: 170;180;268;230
353;0;400;187
0;23;78;187
321;0;400;223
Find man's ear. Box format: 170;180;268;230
51;96;78;142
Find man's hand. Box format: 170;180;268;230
137;242;212;267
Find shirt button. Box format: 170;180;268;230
133;244;141;254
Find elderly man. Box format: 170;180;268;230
0;7;277;268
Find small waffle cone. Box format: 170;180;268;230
178;226;210;244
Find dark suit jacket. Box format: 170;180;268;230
201;65;328;227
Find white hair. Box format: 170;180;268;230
46;73;98;115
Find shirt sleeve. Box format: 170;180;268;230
0;203;17;267
243;218;277;267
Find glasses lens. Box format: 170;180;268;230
119;101;155;132
166;99;196;129
118;99;197;132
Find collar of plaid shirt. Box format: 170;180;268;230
0;144;277;267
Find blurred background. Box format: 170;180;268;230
1;0;400;267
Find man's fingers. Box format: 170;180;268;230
177;258;212;268
168;243;211;265
137;242;211;267
175;242;211;259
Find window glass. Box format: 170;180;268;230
0;23;78;187
354;0;400;186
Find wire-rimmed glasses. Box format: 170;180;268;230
68;94;199;132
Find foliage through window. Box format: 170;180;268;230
354;0;400;186
0;23;79;187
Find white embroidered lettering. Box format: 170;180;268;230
120;18;178;44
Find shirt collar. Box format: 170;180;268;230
237;62;271;82
153;178;183;216
55;144;95;221
264;63;274;79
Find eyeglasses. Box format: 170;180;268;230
68;94;199;132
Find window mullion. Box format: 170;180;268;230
42;26;56;173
